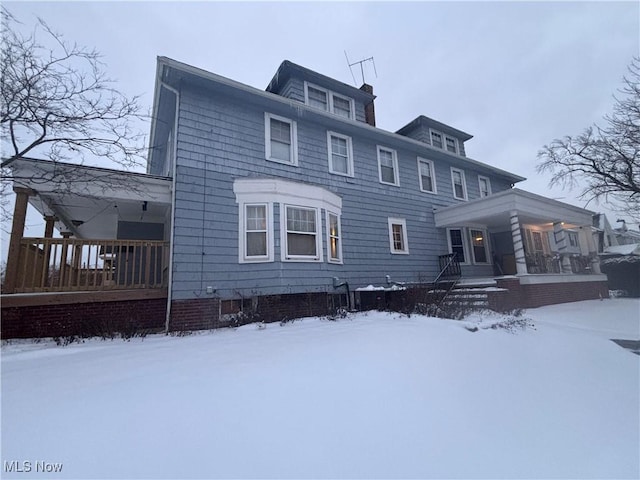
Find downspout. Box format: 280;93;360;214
161;81;180;333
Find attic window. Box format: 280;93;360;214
430;131;443;149
304;82;354;120
445;136;458;153
307;85;328;110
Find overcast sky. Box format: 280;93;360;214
3;0;639;244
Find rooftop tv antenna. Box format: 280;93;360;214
344;51;378;86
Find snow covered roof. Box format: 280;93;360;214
603;244;640;256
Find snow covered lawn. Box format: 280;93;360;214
2;298;639;479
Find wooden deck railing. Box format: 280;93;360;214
12;238;169;293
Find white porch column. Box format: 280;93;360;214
553;222;572;273
581;226;601;274
510;210;528;275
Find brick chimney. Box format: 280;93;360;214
360;83;376;127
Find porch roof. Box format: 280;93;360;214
434;188;595;229
5;157;172;239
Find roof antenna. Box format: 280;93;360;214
344;51;377;86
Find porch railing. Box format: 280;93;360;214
525;253;595;275
12;238;169;293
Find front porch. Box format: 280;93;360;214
433;188;608;306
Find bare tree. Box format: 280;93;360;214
537;57;640;220
0;7;147;218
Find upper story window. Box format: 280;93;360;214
445;136;458;154
388;218;409;254
417;157;437;194
327;131;354;177
332;94;352;119
430;130;443;149
265;113;298;165
478;176;492;198
451;167;467;200
377;146;399;186
304;82;354;120
307;85;328;110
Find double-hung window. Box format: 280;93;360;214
265;113;297;165
388;218;409;254
239;203;273;263
332;94;352;119
445;136;458;153
327;212;342;263
378;146;399;186
470;228;488;263
307;85;328;111
417;157;437;193
478;176;492;198
451;167;467;200
448;228;466;263
327;132;354;176
430;131;443;149
284;205;321;261
305;82;354;119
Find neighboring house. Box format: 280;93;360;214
592;214;640;297
1;58;609;337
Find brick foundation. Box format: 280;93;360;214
519;280;609;308
168;292;347;331
1;297;167;339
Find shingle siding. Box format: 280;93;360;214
168;79;516;300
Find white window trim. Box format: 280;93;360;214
326;211;343;264
388;217;409;255
478;175;492;198
330;92;355;120
469;228;490;264
444;135;459;154
429;129;443;149
304;82;355;120
446;227;470;265
304;82;329;111
450;167;468;201
264;112;298;166
282;204;323;262
238;202;274;263
377;146;400;186
417;157;437;194
327;131;354;177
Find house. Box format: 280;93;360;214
1;58;609;337
592;214;640;296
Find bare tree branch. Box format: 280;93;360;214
537;57;640;220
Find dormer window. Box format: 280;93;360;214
307;85;328;110
304;82;354;120
445;136;458;154
430;131;443;149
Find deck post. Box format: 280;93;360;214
510;210;528;275
4;187;33;293
42;216;58;287
553;222;572;273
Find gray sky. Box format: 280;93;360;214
2;0;639;247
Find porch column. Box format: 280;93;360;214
510;210;528;275
44;215;58;238
553;222;572;273
4;187;34;293
42;216;58;288
581;226;601;274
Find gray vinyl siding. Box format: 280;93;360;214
168;83;516;300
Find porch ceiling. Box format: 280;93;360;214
5;158;172;239
434;188;595;230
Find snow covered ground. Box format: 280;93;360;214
2;298;639;479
